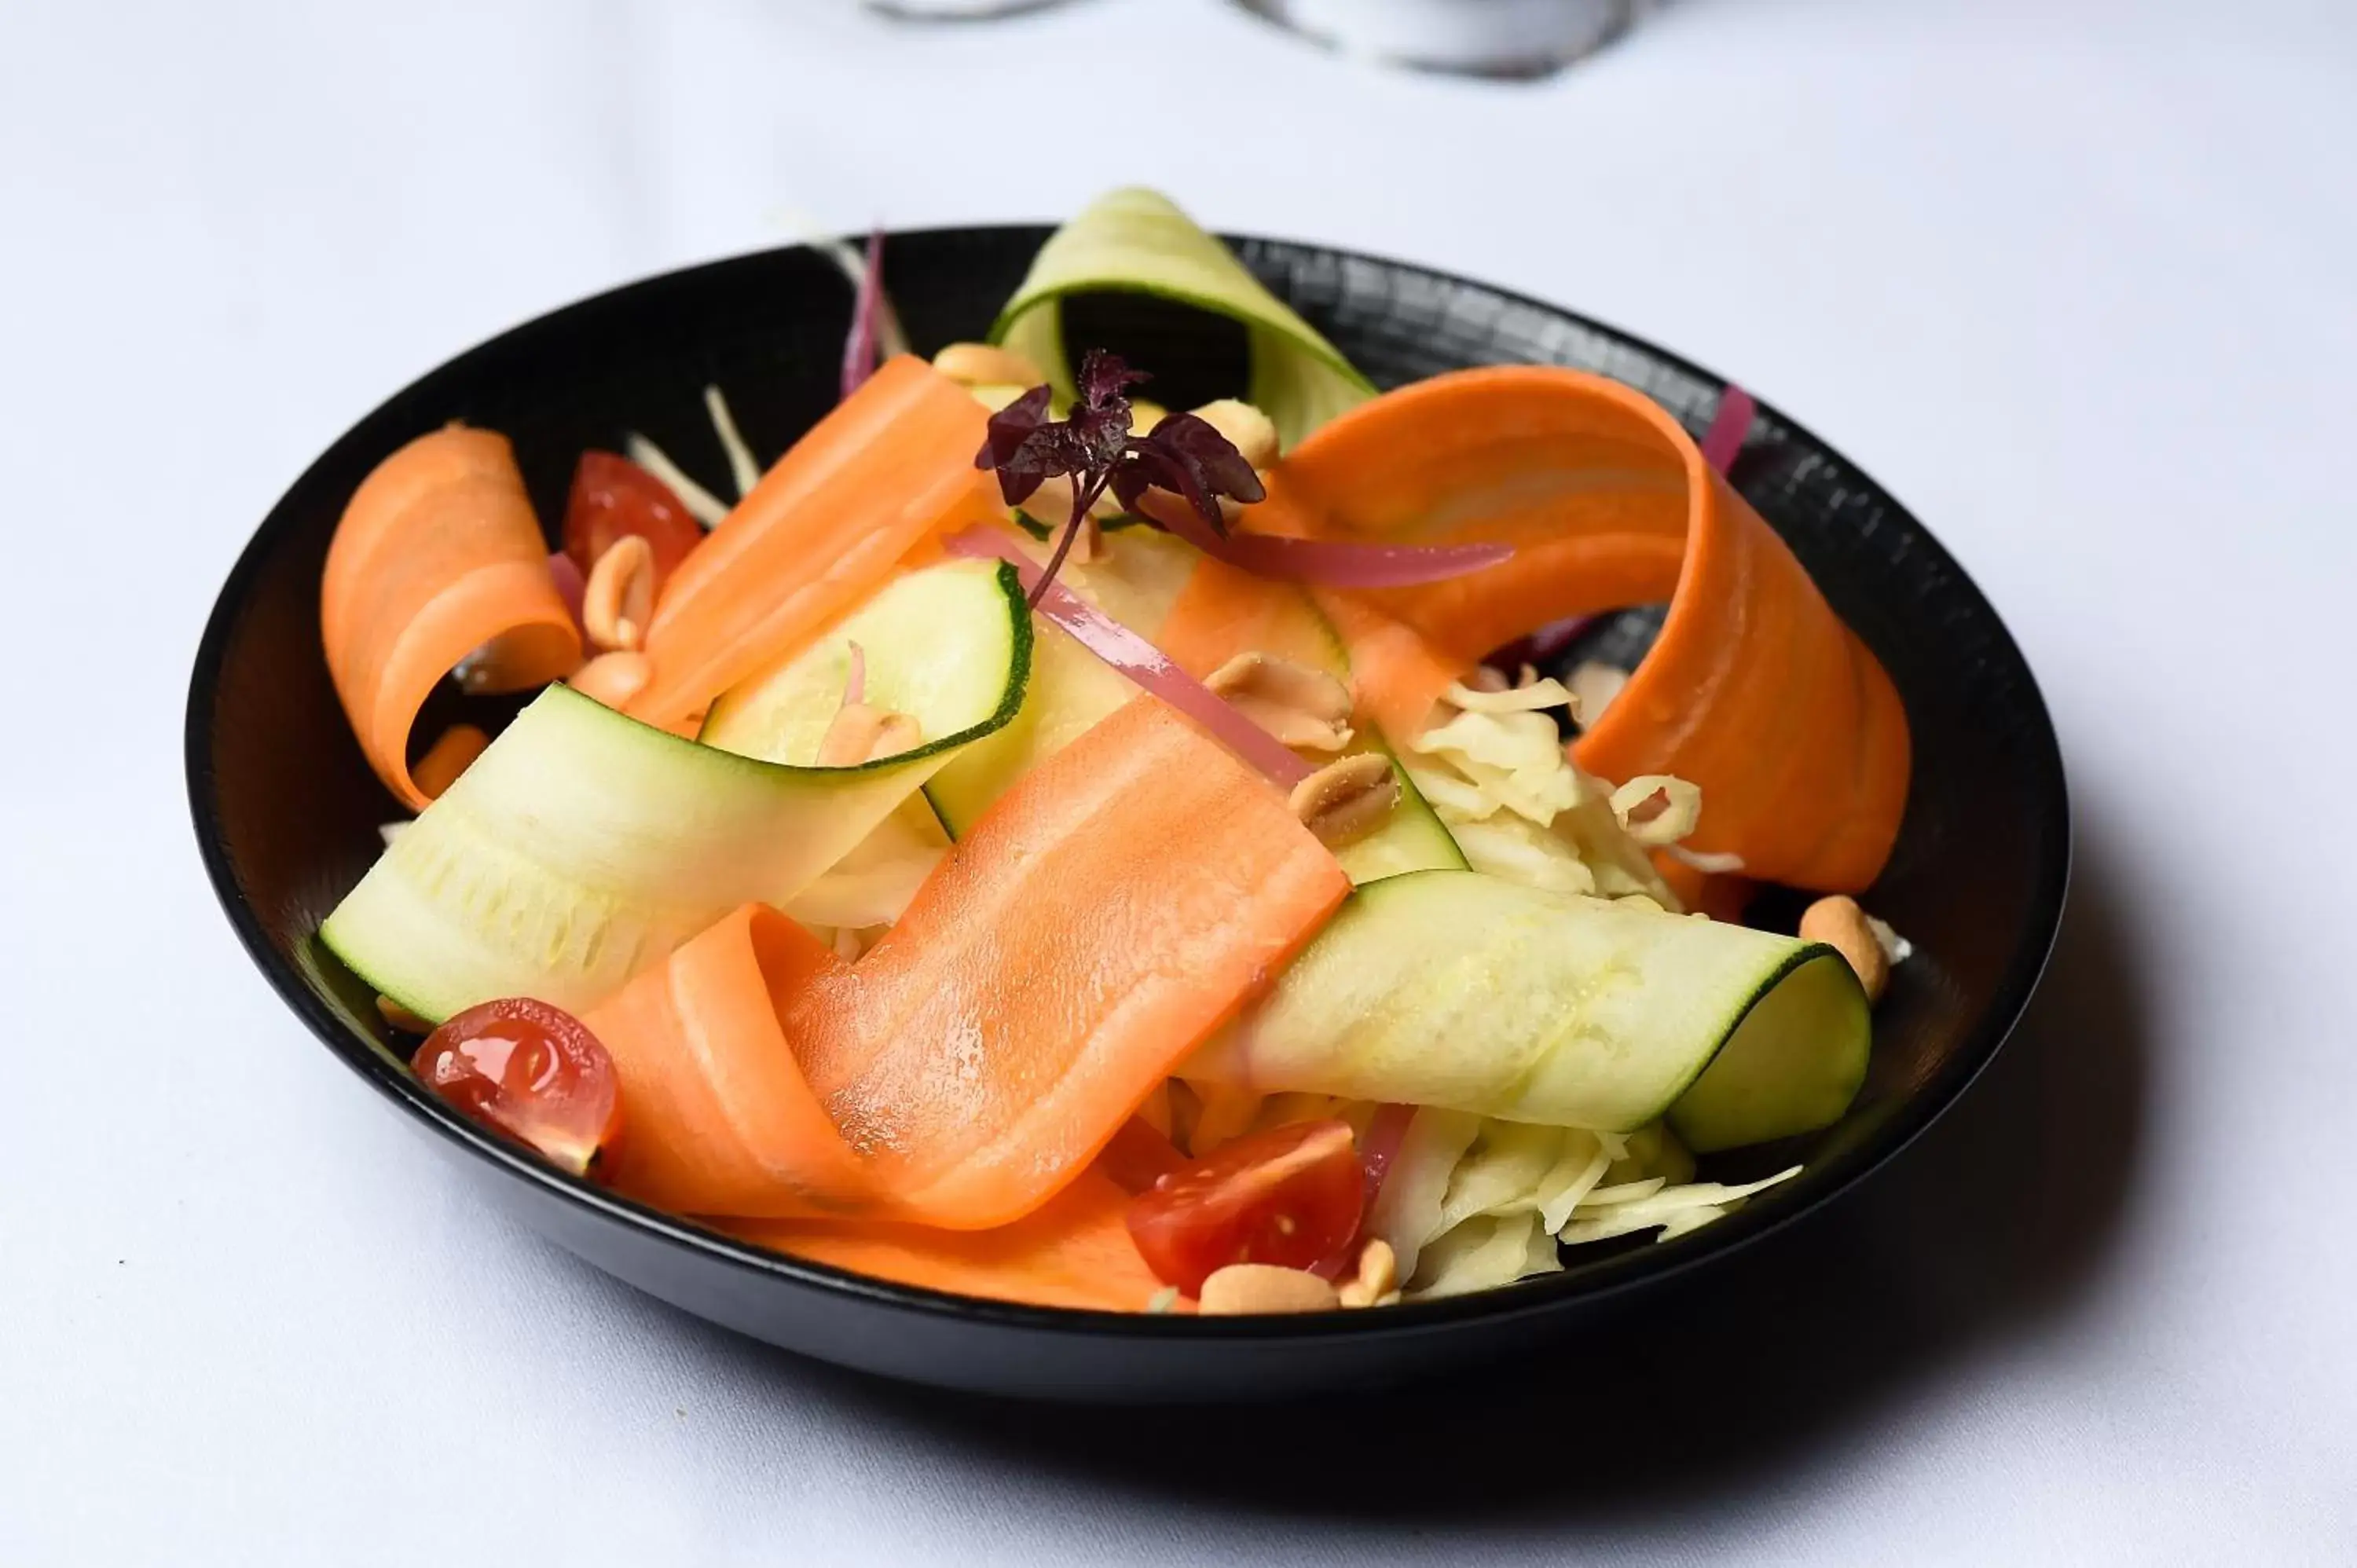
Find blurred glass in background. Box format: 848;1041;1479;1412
1237;0;1635;77
863;0;1644;78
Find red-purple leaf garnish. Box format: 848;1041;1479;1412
973;350;1269;606
945;526;1313;788
1700;384;1754;476
1110;410;1266;533
972;347;1512;601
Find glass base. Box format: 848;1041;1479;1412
1234;0;1636;79
862;0;1072;19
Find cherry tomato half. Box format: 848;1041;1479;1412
1097;1115;1187;1196
412;998;621;1177
1125;1118;1364;1294
561;451;706;589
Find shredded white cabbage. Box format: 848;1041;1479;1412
1411;1211;1561;1299
1566;659;1628;723
1534;1138;1615;1234
1372;1105;1804;1298
1610;775;1703;848
1366;1107;1483;1281
702;384;761;500
1666;844;1747;875
623;432;730;528
1411;708;1585;826
1444;815;1597;896
1577;1178;1669;1208
1407;669;1683;907
1431;1121;1567;1236
1552;1168;1801;1245
1443;676;1576;716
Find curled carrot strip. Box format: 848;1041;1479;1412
628;355;1005;729
1258;367;1910;893
321;427;580;811
726;1171;1168;1313
583;699;1349;1235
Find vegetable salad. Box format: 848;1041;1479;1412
314;189;1910;1314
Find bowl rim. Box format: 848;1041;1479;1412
185;223;2071;1343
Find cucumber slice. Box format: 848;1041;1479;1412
698;559;1030;768
1329;750;1462;885
1666;951;1870;1152
991;188;1376;449
322;562;1032;1024
929;529;1464;882
926;617;1135;838
1185;870;1868;1149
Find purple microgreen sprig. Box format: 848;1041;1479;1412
974;350;1266;606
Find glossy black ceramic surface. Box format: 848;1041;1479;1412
186;228;2068;1401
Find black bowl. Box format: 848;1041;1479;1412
187;227;2067;1401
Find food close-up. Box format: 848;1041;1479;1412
308;190;1921;1316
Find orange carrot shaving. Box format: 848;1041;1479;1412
1256;367;1910;892
584;698;1350;1233
321;427;580;811
728;1170;1168;1313
629;355;1005;728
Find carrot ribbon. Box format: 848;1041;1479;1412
629;355;1005;730
321;426;581;810
1252;366;1910;894
584;699;1350;1236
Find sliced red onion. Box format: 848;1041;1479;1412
839;227;885;402
945;528;1313;788
546;551;586;632
1700;384;1755;476
1358;1101;1416;1211
1144;496;1511;587
1311;1102;1418;1280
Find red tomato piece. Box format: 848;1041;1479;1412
412;998;621;1176
1125;1119;1365;1293
1097;1115;1187;1196
562;451;706;588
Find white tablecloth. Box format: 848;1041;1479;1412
6;2;2353;1562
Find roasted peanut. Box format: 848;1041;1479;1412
1190;398;1281;471
570;650;653;709
583;534;656;652
1207;652;1354;751
1288;753;1400;848
1197;1264;1341;1315
931;342;1044;388
1337;1239;1398;1308
412;723;489;800
1800;894;1891;1005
